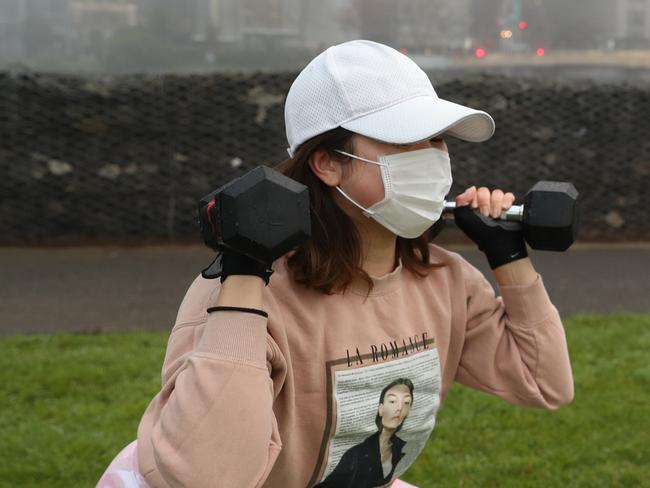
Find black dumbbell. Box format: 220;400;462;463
439;181;580;251
198;166;311;266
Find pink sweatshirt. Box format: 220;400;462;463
136;243;573;488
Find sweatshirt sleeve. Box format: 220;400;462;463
454;258;574;409
144;309;283;487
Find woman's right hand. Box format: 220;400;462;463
219;249;274;285
200;250;270;310
201;249;274;284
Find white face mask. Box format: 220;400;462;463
334;147;453;238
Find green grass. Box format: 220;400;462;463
1;315;648;488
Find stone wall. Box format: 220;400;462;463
0;70;647;244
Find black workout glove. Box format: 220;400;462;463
201;250;275;285
453;205;528;270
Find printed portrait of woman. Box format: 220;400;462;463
314;378;415;488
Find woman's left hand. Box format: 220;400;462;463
452;185;528;270
455;186;516;219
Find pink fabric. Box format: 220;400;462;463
96;440;152;488
94;439;417;488
391;480;419;488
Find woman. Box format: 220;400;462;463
314;379;414;488
98;40;574;488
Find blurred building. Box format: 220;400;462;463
514;0;649;50
396;0;472;52
615;0;650;45
0;0;141;67
0;0;27;63
216;0;301;48
1;0;76;67
68;0;138;62
5;0;649;72
134;0;206;41
69;0;138;33
209;0;349;51
208;0;470;53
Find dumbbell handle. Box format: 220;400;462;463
442;201;525;222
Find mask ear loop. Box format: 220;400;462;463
332;150;381;217
333;149;396;217
334;186;375;216
333;149;386;166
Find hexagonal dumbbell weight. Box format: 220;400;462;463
441;181;580;251
198;166;311;266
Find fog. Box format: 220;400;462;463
0;0;648;74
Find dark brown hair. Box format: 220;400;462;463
274;127;447;297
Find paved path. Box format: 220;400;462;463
1;243;648;335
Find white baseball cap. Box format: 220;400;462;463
284;39;495;158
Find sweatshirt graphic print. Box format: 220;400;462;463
312;341;441;488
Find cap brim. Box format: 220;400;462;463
340;95;495;144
